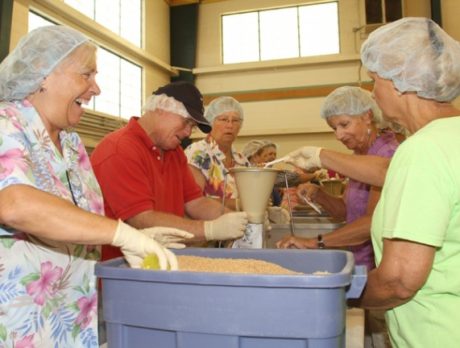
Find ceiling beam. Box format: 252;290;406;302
168;0;199;6
168;0;228;6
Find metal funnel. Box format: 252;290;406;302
230;167;279;224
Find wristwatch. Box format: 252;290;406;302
317;234;325;249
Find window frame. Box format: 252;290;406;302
221;1;340;65
27;0;175;120
358;0;404;34
64;0;142;48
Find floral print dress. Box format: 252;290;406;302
185;135;250;200
0;100;104;348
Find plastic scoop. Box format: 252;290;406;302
264;156;289;168
301;196;322;214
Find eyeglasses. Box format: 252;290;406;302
215;116;242;125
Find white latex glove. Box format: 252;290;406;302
111;220;178;270
204;212;248;241
267;206;291;224
141;227;194;249
287;146;322;171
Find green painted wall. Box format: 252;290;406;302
0;0;13;62
170;4;198;83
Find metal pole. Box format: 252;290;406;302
283;171;296;236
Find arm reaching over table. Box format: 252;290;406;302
287;146;390;187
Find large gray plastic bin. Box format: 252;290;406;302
95;248;366;348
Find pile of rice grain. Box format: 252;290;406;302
177;255;302;275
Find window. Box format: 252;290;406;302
28;11;56;28
95;48;142;119
299;3;339;57
222;1;339;64
260;7;299;60
28;12;142;120
364;0;403;24
64;0;142;47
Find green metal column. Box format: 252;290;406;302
0;0;14;62
170;4;199;83
431;0;442;26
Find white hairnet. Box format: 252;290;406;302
142;94;190;118
320;86;387;128
361;17;460;102
204;96;244;124
0;25;89;101
242;139;277;159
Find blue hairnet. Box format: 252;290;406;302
361;17;460;102
0;25;89;101
320;86;387;127
204;96;244;124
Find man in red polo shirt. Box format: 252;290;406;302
91;81;248;260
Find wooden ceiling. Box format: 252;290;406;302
168;0;199;5
168;0;227;6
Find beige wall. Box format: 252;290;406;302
444;0;460;110
404;0;431;17
144;0;172;95
10;0;30;49
442;0;460;41
192;0;456;157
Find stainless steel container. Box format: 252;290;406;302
265;217;344;248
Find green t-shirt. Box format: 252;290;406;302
371;116;460;348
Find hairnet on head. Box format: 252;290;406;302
204;96;244;124
0;25;89;101
143;94;191;118
361;17;460;102
242;139;277;159
320;86;387;128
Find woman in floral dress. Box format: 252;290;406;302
185;97;249;211
0;26;179;348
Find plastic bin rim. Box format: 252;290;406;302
95;249;356;289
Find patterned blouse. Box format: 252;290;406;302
185;135;250;200
0;100;104;348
